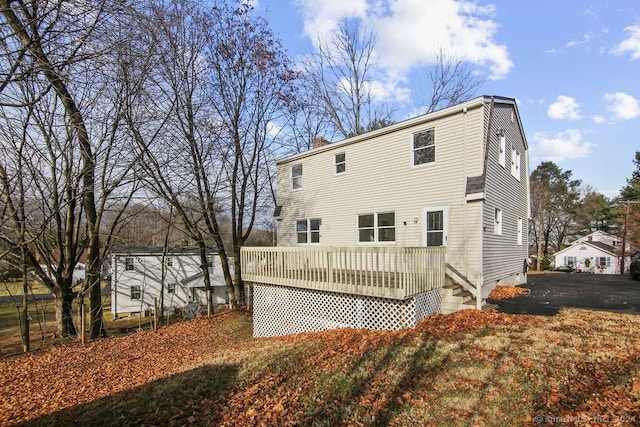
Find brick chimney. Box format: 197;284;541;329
312;136;330;149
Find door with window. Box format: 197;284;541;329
423;206;448;247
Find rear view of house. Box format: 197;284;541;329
110;246;228;318
243;95;529;336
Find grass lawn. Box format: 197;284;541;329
1;308;638;426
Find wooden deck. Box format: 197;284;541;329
240;246;446;300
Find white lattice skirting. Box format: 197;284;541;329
252;283;442;338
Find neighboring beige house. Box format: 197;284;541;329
245;96;530;336
110;246;228;318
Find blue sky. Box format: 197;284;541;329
254;0;640;198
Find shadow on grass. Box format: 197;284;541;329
22;363;239;427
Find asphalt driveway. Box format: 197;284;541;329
488;272;640;316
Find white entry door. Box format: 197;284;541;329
423;206;448;247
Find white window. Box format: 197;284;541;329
291;164;302;190
166;256;173;267
296;218;321;244
335;153;346;174
167;283;176;294
517;217;523;245
511;146;520;179
358;212;395;243
125;257;134;271
130;285;141;300
564;256;577;267
494;208;502;235
412;129;435;166
498;133;506;167
596;257;610;268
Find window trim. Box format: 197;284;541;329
498;132;506;168
517;217;523;245
411;128;436;167
335;152;346;175
291;164;303;190
296;218;321;245
511;149;521;180
494;208;502;236
357;211;396;244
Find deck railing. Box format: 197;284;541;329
240;246;446;300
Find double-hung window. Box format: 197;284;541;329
511;148;521;180
358;212;395;243
291;164;303;190
335;153;346;174
498;133;506;167
130;285;141;300
125;257;134;271
296;218;321;244
412;129;435;166
167;283;176;294
494;208;502;235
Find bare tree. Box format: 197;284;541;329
0;0;142;339
415;48;485;114
301;18;393;139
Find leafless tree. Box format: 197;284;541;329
300;18;393;139
0;0;143;339
414;48;485;114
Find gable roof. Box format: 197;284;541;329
554;240;618;258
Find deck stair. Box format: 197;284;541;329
441;262;486;314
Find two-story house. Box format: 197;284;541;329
243;95;529;336
110;246;228;318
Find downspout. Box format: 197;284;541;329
477;97;496;309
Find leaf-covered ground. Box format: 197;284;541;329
487;285;530;300
1;309;638;426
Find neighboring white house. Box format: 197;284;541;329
110;246;229;318
247;96;530;336
554;231;631;274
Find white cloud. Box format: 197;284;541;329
611;25;640;60
603;92;640;120
295;0;513;91
530;129;594;162
547;96;582;120
566;32;592;48
592;115;606;124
